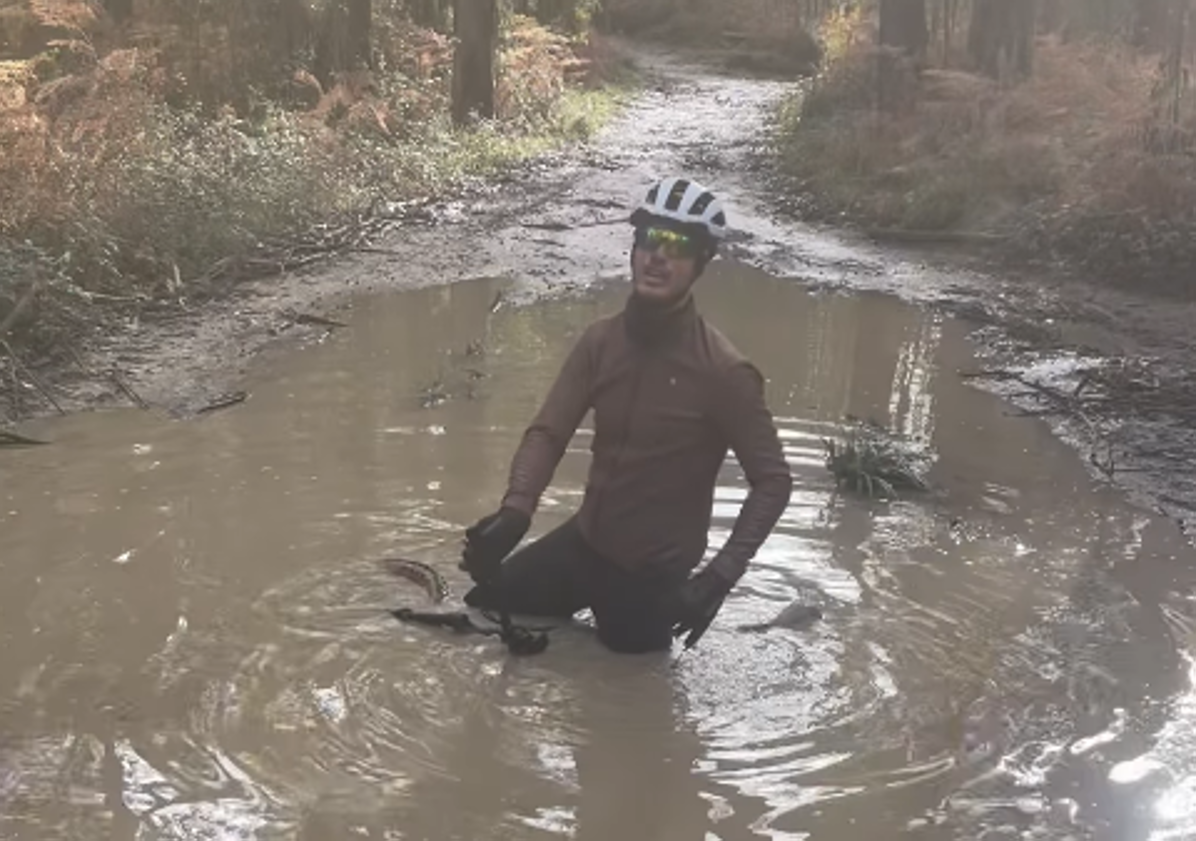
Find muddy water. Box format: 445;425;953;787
3;264;1196;840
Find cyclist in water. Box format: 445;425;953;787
460;176;793;654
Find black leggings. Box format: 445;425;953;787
462;516;688;654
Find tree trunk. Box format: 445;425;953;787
1164;0;1189;125
346;0;371;67
879;0;929;57
968;0;1037;82
876;0;926;113
535;0;566;25
410;0;451;30
1038;0;1064;34
1133;0;1171;51
451;0;497;125
942;0;960;65
102;0;134;25
282;0;315;61
315;0;373;84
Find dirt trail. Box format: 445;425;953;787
12;40;1196;538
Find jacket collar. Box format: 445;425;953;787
623;290;696;349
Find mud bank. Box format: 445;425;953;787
5;40;1196;542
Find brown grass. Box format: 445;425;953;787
0;13;637;358
776;34;1196;287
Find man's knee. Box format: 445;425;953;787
462;527;592;618
462;575;578;618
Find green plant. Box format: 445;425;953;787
821;421;931;499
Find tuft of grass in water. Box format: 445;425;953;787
821;420;931;500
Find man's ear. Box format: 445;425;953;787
695;245;717;275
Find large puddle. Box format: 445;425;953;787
4;264;1196;840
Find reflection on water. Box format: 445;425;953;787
3;263;1196;840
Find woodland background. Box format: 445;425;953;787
2;0;1194;360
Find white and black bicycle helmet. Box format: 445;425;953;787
629;176;729;243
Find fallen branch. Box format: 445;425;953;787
108;368;149;410
0;339;64;415
349;246;406;255
960;367;1121;478
863;227;1009;246
0;429;50;446
292;312;348;329
196;390;248;414
1005;407;1061;417
0;276;43;339
195;214;398;288
488;289;506;314
64;344;149;411
520;215;625;232
4;358;23;417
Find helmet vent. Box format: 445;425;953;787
664;178;691;211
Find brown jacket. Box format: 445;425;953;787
501;294;793;581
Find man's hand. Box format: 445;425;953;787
459;507;531;585
669;564;736;649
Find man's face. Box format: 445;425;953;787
630;225;706;305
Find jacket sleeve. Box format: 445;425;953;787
707;360;794;582
500;325;597;517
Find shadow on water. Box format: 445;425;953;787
3;263;1196;840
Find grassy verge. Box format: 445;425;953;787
773;15;1196;293
0;19;639;367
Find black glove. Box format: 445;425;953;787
458;507;531;585
669;565;736;649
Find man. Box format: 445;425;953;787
460;176;793;654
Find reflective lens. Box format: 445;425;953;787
634;226;700;259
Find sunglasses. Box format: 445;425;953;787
633;226;703;260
